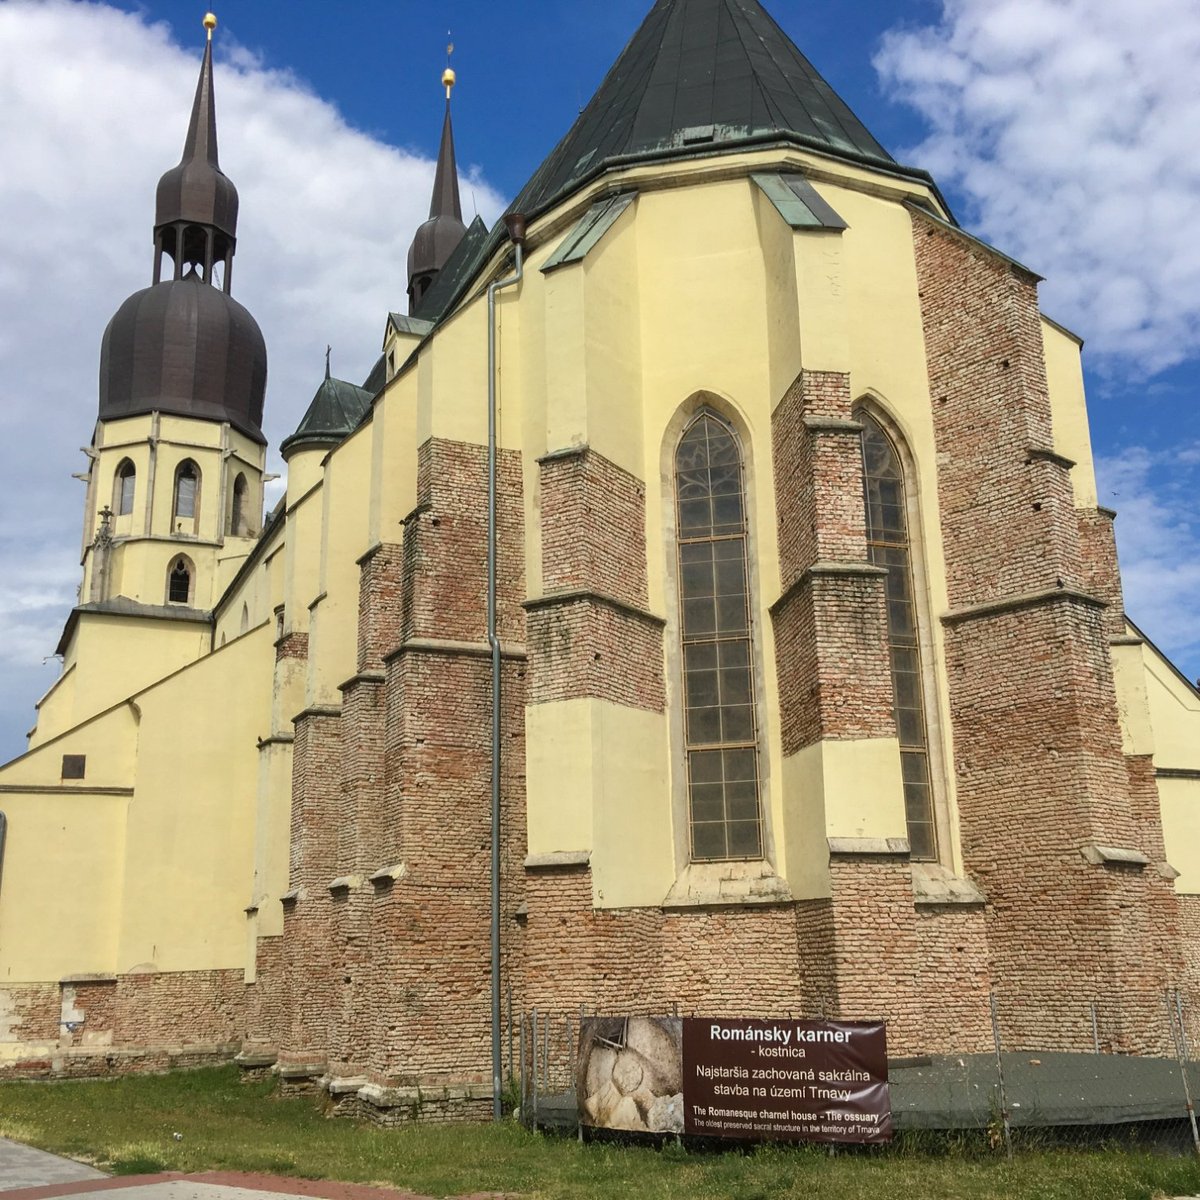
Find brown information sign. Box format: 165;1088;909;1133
683;1018;891;1144
577;1015;890;1145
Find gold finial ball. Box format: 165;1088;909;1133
203;12;217;32
442;67;457;91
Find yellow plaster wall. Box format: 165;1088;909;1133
0;701;141;981
33;615;209;747
417;302;493;449
1161;777;1200;894
310;426;372;703
1139;634;1200;893
281;478;324;638
113;623;273;972
369;382;420;546
1041;319;1099;508
779;739;907;900
525;699;673;909
0;793;127;983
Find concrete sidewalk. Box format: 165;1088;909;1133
0;1142;508;1200
0;1141;104;1193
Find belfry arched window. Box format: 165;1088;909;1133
167;555;193;606
173;460;200;531
114;459;136;516
674;410;762;861
859;411;936;861
229;472;249;536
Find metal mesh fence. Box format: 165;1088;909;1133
509;987;1200;1157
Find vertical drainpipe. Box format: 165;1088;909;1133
0;811;7;902
487;212;527;1121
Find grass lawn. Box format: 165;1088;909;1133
1;1066;1199;1200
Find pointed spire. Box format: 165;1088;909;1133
429;101;464;223
155;12;239;254
407;62;469;314
181;32;220;170
325;345;332;380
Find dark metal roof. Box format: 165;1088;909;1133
99;275;267;443
412;215;491;324
155;38;238;240
510;0;898;220
407;100;468;308
409;0;946;334
280;368;374;458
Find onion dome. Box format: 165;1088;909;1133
97;13;267;444
99;273;267;443
407;69;468;313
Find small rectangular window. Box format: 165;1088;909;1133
61;754;86;780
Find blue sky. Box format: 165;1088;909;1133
0;0;1197;760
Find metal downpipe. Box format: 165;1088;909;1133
487;216;525;1121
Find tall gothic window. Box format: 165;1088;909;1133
173;460;200;528
114;459;136;516
675;410;762;861
859;411;936;861
229;472;248;536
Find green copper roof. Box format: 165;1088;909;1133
281;370;375;457
510;0;899;219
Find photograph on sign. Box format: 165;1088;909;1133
577;1016;684;1133
683;1018;892;1143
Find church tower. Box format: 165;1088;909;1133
50;12;267;739
84;11;267;607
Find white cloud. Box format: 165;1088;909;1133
1095;444;1200;676
875;0;1200;374
0;1;504;760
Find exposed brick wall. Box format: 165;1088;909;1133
360;650;526;1085
526;597;665;710
942;595;1178;1051
913;208;1182;1055
0;971;246;1079
278;708;342;1070
337;678;387;878
773;371;866;582
401;438;525;646
1179;894;1200;1049
1076;508;1126;639
914;905;992;1053
71;971;246;1048
771;570;894;753
245;934;285;1050
276;631;308;662
0;983;59;1044
771;373;894;754
515;865;982;1057
357;543;404;672
912;212;1083;608
824;858;922;1051
529;446;663;711
539;448;649;609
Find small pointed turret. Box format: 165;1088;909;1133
407;61;468;314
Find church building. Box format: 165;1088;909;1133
1;0;1198;1121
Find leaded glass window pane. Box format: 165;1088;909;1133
116;461;136;515
860;413;936;861
676;412;762;861
175;462;198;521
